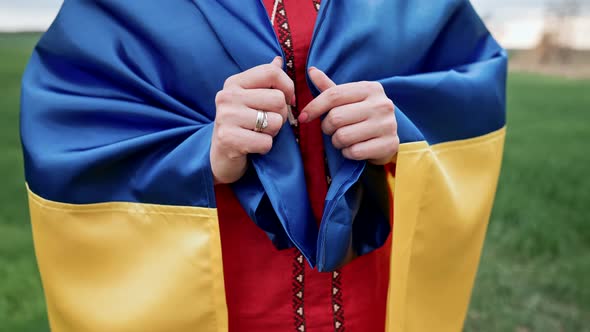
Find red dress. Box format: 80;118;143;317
215;1;392;331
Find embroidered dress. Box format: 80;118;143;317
217;1;390;330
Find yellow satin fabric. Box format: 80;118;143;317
386;127;506;332
27;189;228;332
27;127;505;332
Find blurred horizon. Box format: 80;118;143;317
1;0;590;50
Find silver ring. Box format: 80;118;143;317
254;110;268;132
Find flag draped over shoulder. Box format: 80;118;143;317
20;1;506;331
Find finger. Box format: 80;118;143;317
300;80;373;124
273;57;296;105
240;89;289;121
224;57;295;105
258;111;284;137
342;136;399;164
225;127;274;156
271;56;283;68
215;88;289;122
298;67;336;123
321;102;370;135
331;120;381;150
308;66;336;92
228;107;283;137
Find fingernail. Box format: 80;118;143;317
298;112;309;123
308;66;316;73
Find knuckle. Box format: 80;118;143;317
328;111;345;129
267;114;282;136
213;106;225;122
392;134;400;148
375;82;385;93
265;65;280;80
326;88;341;103
232;88;245;100
372;98;394;115
360;81;372;91
216;89;239;105
383;98;395;112
385;136;399;157
275;72;294;97
387;140;396;154
260;136;273;154
276;107;288;123
227;149;243;160
321;118;332;134
271;90;286;111
215;90;229;105
286;79;295;94
215;127;232;147
333;129;351;147
226;106;241;119
367;81;383;93
216;106;236;122
381;122;396;139
272;88;285;101
274;112;285;128
223;75;239;89
237;142;251;156
347;145;363;160
391;116;398;132
331;135;339;148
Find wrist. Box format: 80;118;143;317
210;148;247;185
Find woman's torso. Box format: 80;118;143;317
215;1;392;331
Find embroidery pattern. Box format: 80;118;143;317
273;0;300;141
293;253;306;332
274;0;296;83
312;0;321;12
274;2;342;331
332;270;345;331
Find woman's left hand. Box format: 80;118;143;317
298;67;399;165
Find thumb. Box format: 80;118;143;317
271;56;283;68
308;67;336;92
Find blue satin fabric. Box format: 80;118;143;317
307;0;507;270
20;0;506;271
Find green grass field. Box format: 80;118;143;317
1;33;588;331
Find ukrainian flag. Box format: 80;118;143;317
21;1;506;331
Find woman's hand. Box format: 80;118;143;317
299;67;399;165
211;57;294;184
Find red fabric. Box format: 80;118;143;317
216;1;391;331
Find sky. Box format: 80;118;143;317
1;0;589;49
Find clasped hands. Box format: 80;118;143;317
211;56;399;184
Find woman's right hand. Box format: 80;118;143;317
210;57;295;184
